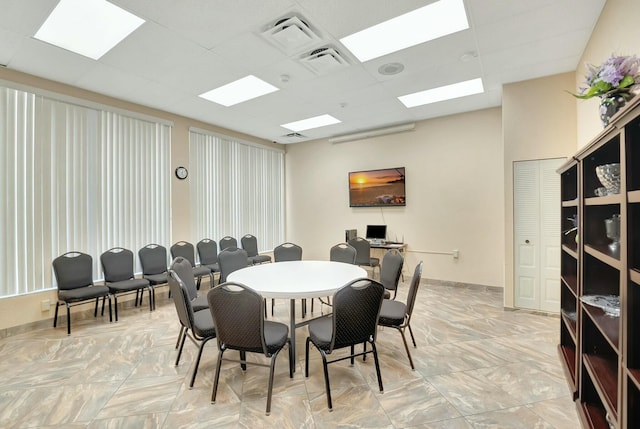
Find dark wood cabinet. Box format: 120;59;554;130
559;96;640;428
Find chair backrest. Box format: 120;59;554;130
170;256;199;302
170;241;196;267
348;237;372;265
219;236;238;251
168;266;196;332
240;234;259;257
405;262;424;321
274;242;302;262
100;247;135;283
218;248;249;282
379;249;404;292
329;243;357;264
330;278;385;351
138;244;168;275
52;251;94;290
197;239;219;265
207;282;266;354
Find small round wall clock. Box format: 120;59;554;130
175;166;188;180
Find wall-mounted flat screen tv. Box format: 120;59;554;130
349;167;406;207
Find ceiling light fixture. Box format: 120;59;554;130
34;0;144;60
328;123;415;144
398;78;484;108
281;114;341;132
199;75;279;107
340;0;469;62
378;62;405;76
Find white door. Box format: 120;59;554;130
514;158;563;312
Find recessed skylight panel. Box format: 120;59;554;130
34;0;145;60
398;78;484;107
340;0;469;62
199;75;279;107
281;114;341;132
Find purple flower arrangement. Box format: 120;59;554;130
571;54;640;100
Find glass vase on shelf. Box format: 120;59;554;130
599;91;631;127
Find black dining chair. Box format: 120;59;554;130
379;249;404;300
305;278;385;410
208;282;292;415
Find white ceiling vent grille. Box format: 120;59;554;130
278;132;307;144
260;15;322;55
300;47;349;74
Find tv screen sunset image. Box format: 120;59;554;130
349;167;406;207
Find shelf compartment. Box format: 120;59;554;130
583;252;621;297
561;162;578;202
561;284;578;339
626;280;640;374
625;115;640;192
626;377;640;427
579;365;616;429
562;206;579;250
630;203;639;271
584;204;622;262
583;353;619;424
582;134;621;199
561;250;578;295
558;342;577;397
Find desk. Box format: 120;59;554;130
227;260;367;367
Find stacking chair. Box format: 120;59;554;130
241;234;272;264
197;238;220;284
218;247;249;283
208;282;292;415
305;278;385;410
377;261;423;370
219;236;238;251
379;249;404;300
100;247;153;320
52;252;112;335
170;241;213;290
329;242;357;264
349;237;380;278
272;242;303;315
138;244;170;304
168;261;216;388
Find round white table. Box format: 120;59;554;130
227;260;367;366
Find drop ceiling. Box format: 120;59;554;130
0;0;606;144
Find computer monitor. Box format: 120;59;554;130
365;225;387;241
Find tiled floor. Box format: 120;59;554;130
0;276;580;428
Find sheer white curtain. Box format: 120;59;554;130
0;85;171;297
189;129;284;253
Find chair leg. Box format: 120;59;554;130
175;328;188;366
94;297;100;317
113;295;119;322
399;327;415;370
288;339;294;378
266;350;281;415
370;341;384;393
175;326;185;349
196;276;202;291
350;344;355;365
66;303;71;335
108;295;113;322
408;324;416;347
240;351;247;371
146;287;153;311
320;350;333;410
305;337;311;377
189;337;214;388
53;301;60;327
211;349;225;403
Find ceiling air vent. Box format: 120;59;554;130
299;46;349;75
260;15;322;55
277;132;307;144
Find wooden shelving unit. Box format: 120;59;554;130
558;96;640;428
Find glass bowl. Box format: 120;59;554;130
595;163;620;195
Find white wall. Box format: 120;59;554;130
285;108;505;287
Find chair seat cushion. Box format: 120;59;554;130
192;309;216;338
205;263;220;272
192;294;209;312
264;320;288;354
378;299;406;326
308;316;333;350
193;266;211;277
144;272;168;285
58;285;110;302
251;255;272;264
370;257;380;266
107;278;149;293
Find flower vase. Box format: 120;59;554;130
599;93;627;127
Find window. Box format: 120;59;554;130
189;129;284;252
0;85;171;297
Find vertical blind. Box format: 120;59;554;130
0;86;171;297
189;129;284;253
